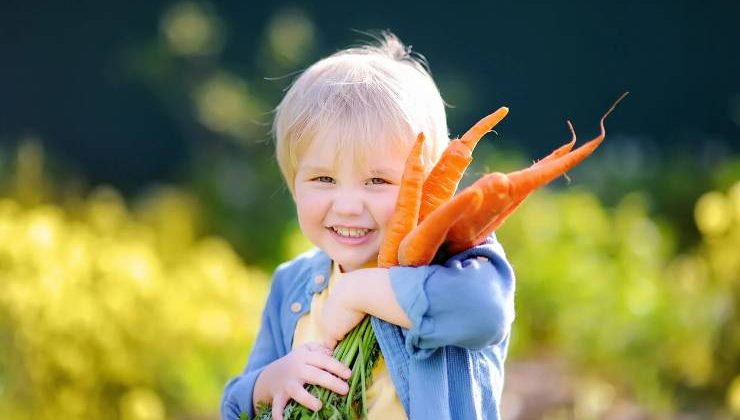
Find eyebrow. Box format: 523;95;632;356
300;165;333;173
369;168;393;176
368;167;401;179
299;162;400;178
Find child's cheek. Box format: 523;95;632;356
297;197;322;222
294;190;320;224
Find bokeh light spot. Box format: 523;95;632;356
695;191;731;236
267;8;315;66
161;2;222;57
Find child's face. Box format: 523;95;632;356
293;137;407;272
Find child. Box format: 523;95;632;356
221;32;515;420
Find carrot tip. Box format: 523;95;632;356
601;92;629;122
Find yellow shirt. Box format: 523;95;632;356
292;262;407;420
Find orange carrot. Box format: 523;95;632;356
460;106;510;147
445;172;512;246
418;107;509;221
445;140;595;254
377;132;427;267
398;187;482;266
533;120;577;166
469;120;578;240
506;92;626;200
418;141;471;222
446;92;628;254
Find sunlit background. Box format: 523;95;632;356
1;2;738;419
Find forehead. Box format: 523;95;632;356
298;133;409;175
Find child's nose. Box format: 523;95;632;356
332;191;364;216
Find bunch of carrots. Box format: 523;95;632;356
254;93;627;419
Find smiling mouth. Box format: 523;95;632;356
329;226;373;238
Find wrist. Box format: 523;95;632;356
345;269;388;311
357;267;413;329
340;271;364;313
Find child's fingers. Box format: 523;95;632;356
307;351;352;380
302;365;350;395
271;392;288;420
288;383;323;412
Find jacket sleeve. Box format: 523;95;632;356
220;274;286;420
388;235;515;360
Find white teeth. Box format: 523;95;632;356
332;226;370;238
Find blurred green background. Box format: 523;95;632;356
1;1;738;419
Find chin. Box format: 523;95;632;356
334;258;367;272
331;252;377;272
323;240;379;271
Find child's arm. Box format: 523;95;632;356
320;268;412;349
321;235;514;356
390;236;515;357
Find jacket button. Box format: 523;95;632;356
314;274;325;284
290;302;302;313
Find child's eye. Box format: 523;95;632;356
313;176;334;183
368;177;390;185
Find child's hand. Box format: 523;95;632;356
255;342;352;420
321;272;365;350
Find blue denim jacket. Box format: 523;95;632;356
221;235;515;420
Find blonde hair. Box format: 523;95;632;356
273;31;449;194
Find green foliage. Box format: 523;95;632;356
0;187;268;419
498;181;740;416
